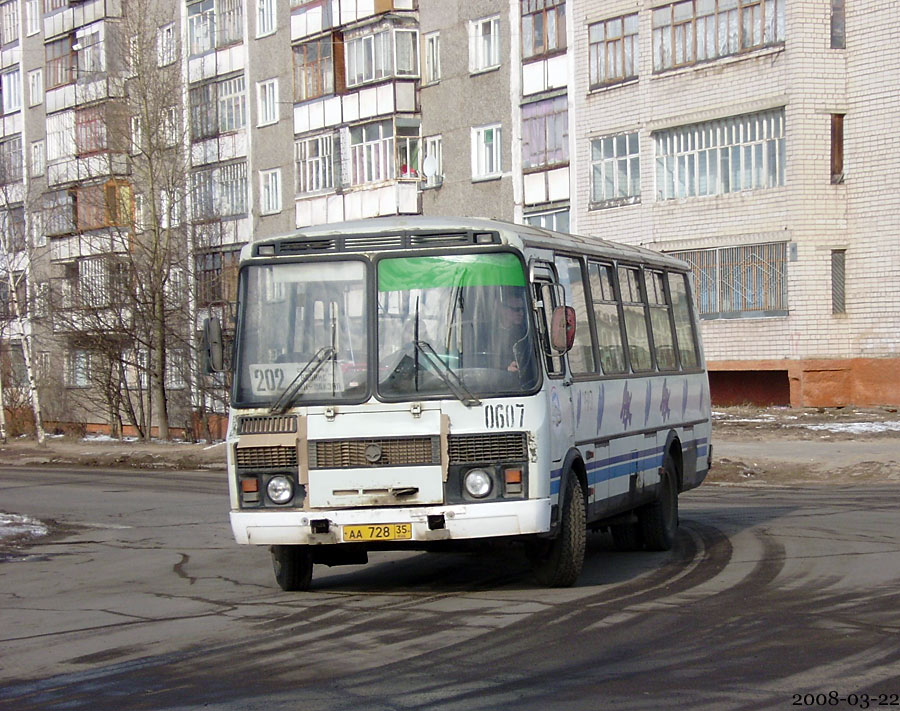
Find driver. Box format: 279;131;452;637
495;289;529;372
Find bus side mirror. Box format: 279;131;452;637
550;306;576;353
202;317;225;373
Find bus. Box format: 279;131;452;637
204;216;712;590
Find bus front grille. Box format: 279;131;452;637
236;446;298;470
448;433;527;463
311;437;440;469
239;415;298;435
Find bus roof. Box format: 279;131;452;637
246;216;689;271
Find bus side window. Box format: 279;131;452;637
588;262;627;374
668;272;700;369
618;266;653;372
646;270;678;371
534;282;565;377
554;255;595;375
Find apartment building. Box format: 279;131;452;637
570;0;900;406
2;0;898;438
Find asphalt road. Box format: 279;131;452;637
1;466;899;711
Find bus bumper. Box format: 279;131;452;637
230;498;552;546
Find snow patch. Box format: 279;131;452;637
0;513;49;542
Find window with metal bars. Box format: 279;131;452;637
669;242;787;318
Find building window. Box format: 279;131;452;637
195;248;241;307
831;249;846;314
831;113;844;184
424;31;440;84
521;0;565;60
191;162;248;220
591;132;640;207
345;29;391;87
472;124;502;180
157;23;176;66
188;0;215;55
257;0;275;37
259;168;282;214
524;208;569;233
43;189;76;236
76;25;104;79
669;242;788;318
75;181;133;231
469;16;500;73
46;35;76;88
522;95;568;170
26;0;40;36
589;14;639;87
75;105;107;156
216;162;247;216
0;0;18;46
422;134;442;187
395;28;418;76
46;110;75;162
218;75;246;133
28;69;42;106
1;68;21;114
654;108;785;200
830;0;845;49
190;82;217;139
165;350;187;390
44;0;67;12
292;35;335;102
256;78;278;126
397;120;420;179
0;136;23;184
652;0;785;72
31;139;44;177
295;133;335;194
349;120;393;185
66;350;90;387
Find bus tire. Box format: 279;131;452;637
530;472;586;587
271;545;313;591
639;456;679;551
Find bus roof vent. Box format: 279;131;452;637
275;238;336;255
409;232;472;247
344;234;406;250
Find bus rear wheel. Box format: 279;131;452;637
271;545;313;591
529;472;586;587
639;457;679;551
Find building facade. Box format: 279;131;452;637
1;0;898;439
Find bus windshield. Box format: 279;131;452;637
232;252;540;407
234;259;368;406
377;253;539;398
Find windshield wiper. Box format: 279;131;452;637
269;346;336;414
413;340;481;408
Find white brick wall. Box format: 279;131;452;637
571;0;900;364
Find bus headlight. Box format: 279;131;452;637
464;469;493;498
266;475;294;505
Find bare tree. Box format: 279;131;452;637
0;178;47;444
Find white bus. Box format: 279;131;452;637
204;217;711;590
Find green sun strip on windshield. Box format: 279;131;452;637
377;254;526;292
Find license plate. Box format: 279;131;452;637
342;523;412;542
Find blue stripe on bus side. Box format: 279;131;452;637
547;437;709;496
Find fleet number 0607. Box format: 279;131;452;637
484;403;525;429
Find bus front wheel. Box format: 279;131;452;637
639;457;679;551
529;472;586;587
271;545;313;591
